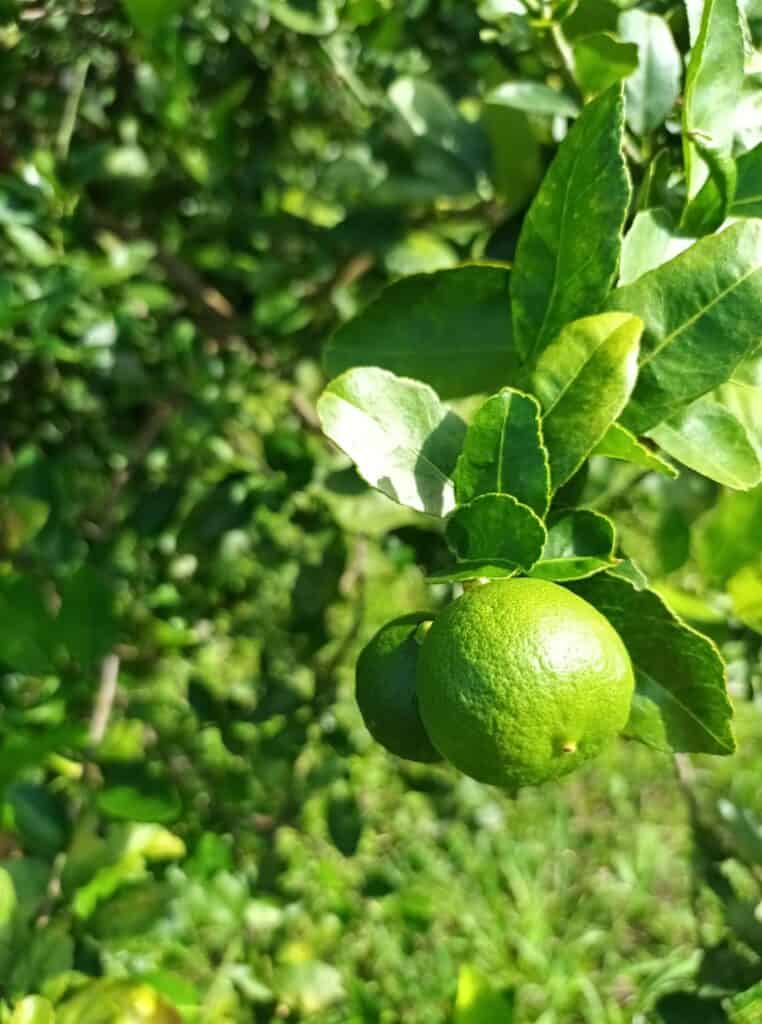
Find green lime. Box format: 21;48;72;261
416;578;634;788
356;613;442;764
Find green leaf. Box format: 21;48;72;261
427;563;519;583
728;563;762;633
511;86;630;363
695;484;762;584
444;493;546;572
619;208;694;286
572;33;638;97
569;575;735;755
531;313;642;489
454;388;550;515
0;867;17;978
485;81;580;117
608;559;649;590
56;566;119;667
680;142;737;237
529;509;617;581
97;781;181;825
453;964;514;1024
317;368;466;517
609;221;762;433
732;142;762;218
259;0;339;35
0;725;86;791
649;396;762;490
712;351;762;456
482;106;544;218
7;783;69;858
121;0;187;36
593;423;678;477
8;997;56;1024
389;77;488;181
324;266;516;400
682;0;744;200
0;495;49;555
0;576;56;675
619;11;681;135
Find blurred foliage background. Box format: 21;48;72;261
0;0;761;1021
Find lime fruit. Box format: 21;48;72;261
356;613;442;763
416;578;634;788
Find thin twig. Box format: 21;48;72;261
89;652;121;745
57;57;90;160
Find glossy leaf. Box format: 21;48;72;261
609;221;762;433
572;33;638;97
593;423;677;477
324;266;516;400
529;509;617;581
649;396;762;490
317;367;466;517
682;0;744;199
619;208;694;285
732;142;762;218
619;11;681;135
445;493;546;572
454;388;550;515
485;81;579;117
427;562;519;583
569;575;735;755
511;86;630;363
531;313;642;489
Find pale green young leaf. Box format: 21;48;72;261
454;388;550;516
569;575;735;755
324;266;516;400
712;350;762;456
619;209;694;286
609;221;762;433
531;313;642;489
619;11;681;135
572;33;638;97
732;141;762;218
529;509;617;582
648;397;762;490
728;563;762;633
682;0;744;199
317;367;466;517
511;86;630;362
593;423;678;477
445;493;546;571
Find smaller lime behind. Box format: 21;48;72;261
356;612;442;763
417;578;635;789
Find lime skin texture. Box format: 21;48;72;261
356;612;442;764
416;578;635;789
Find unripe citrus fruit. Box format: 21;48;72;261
416;578;634;788
356;613;442;763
